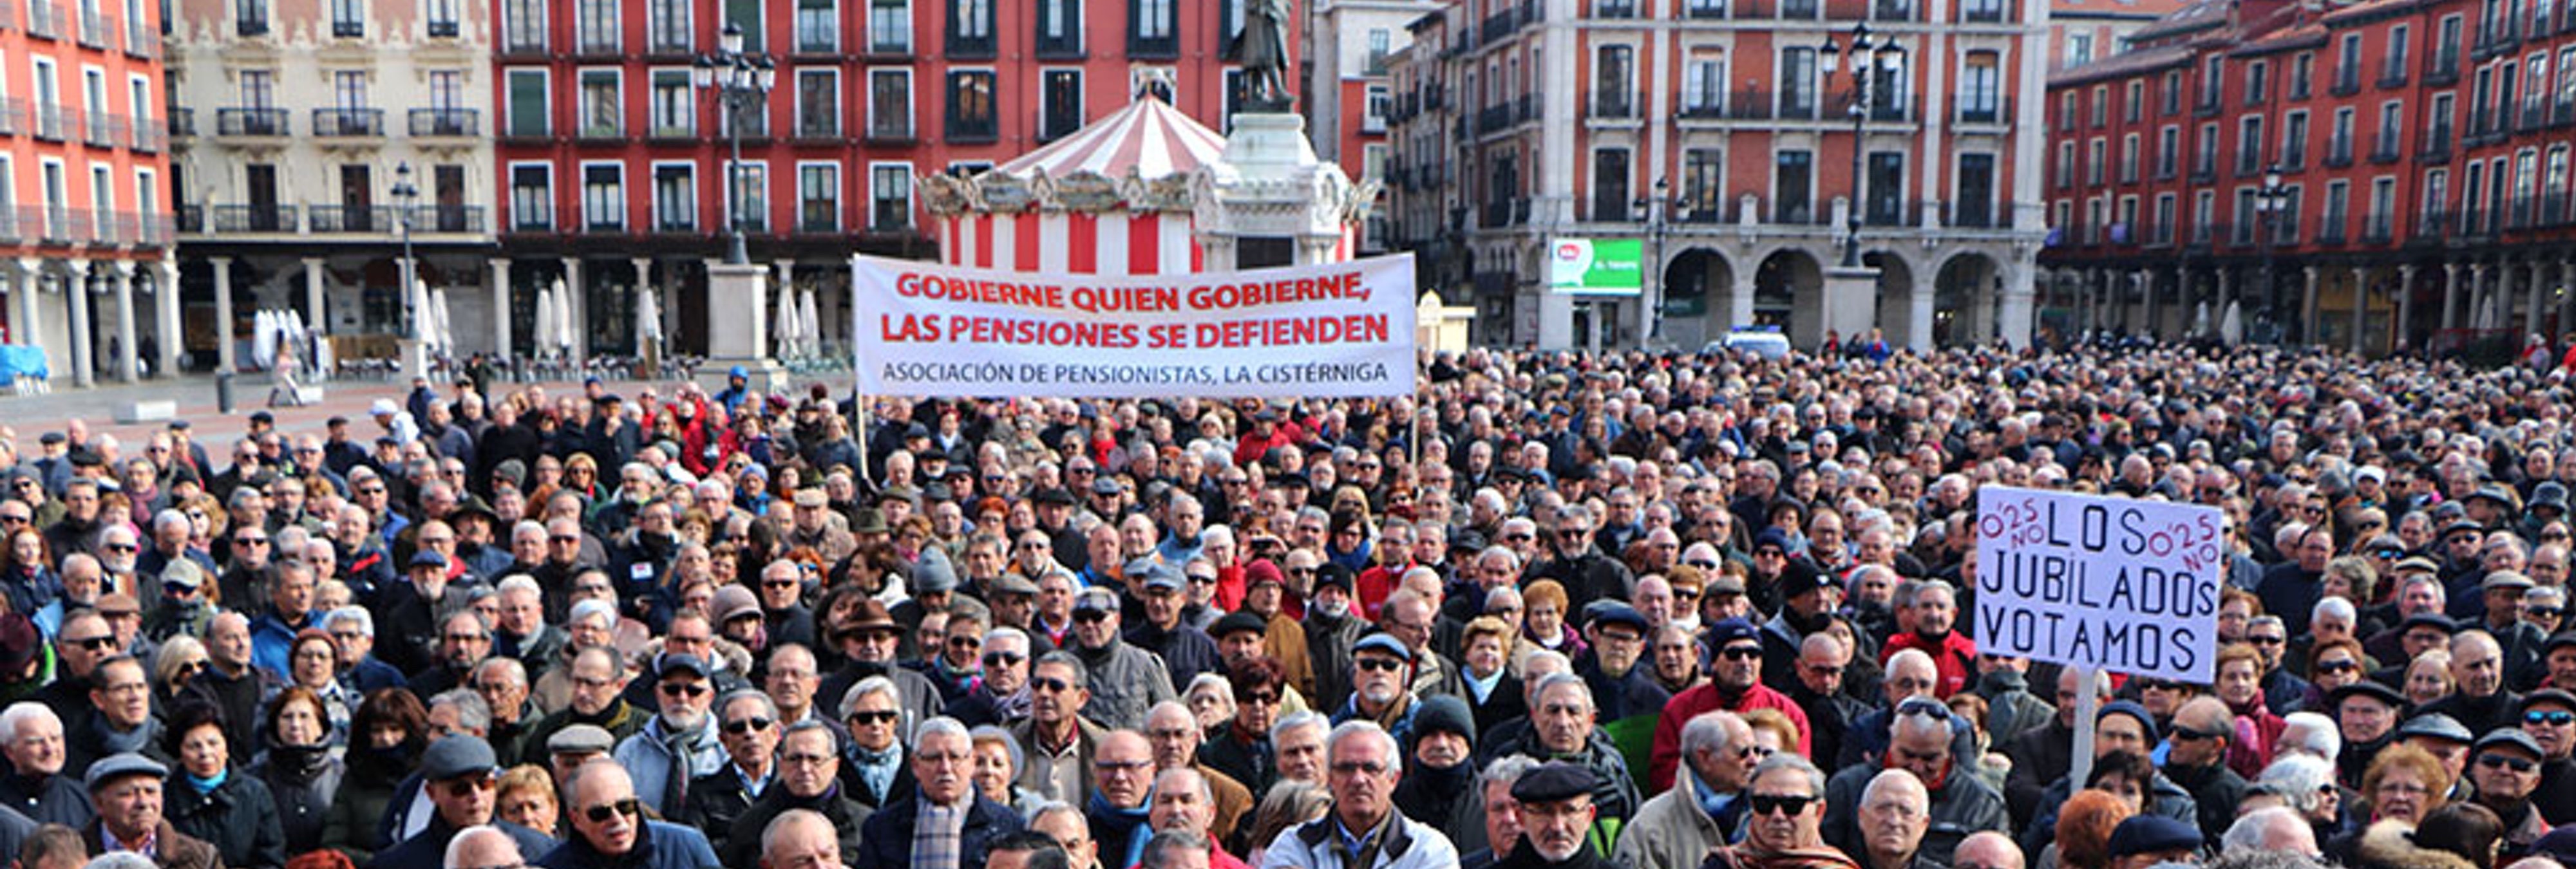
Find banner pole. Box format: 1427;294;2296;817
850;253;875;490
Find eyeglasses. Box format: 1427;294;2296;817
580;798;642;824
1073;610;1112;624
442;774;498;798
946;635;981;649
1187;574;1217;585
2528;710;2576;726
1354;657;1406;673
2479;752;2540;772
1329;760;1389;776
2170;724;2227;742
2532;607;2566;619
722;716;774;734
61;635;115;651
2248;635;2286;646
1719;646;1762;660
2315;660;2361;674
1244;691;1281;704
658;682;709;697
1748;793;1817;816
1030;677;1075;694
849;710;898;725
981;651;1026;668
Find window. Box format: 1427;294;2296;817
728;161;767;232
870;0;910;53
330;0;361;36
2067;32;2092;67
1781;48;1816;118
799;164;839;232
1956;153;1994;227
945;70;994;140
2376;101;2401;158
582;164;623;230
2246;59;2269;104
504;0;545;50
576;0;616;53
2201;56;2224;107
1041;69;1081;140
871;163;912;229
2055;141;2074;188
2280;110;2307;169
2437;15;2463;74
509;165;552;229
2386;26;2410;83
2196;122;2217;176
2429;92;2455;152
647;0;688;51
2290;50;2312;98
2125;80;2143;123
2560;46;2576;109
2338;37;2362;90
2329;107;2354;163
1681;148;1722;220
1960;52;2000;122
2193;189;2215;241
1364;84;1390;131
1867;152;1904;225
1130;0;1174;55
506;69;548;136
2163;70;2183;114
725;0;761;50
2087;138;2105;185
650;69;692;136
2320;180;2349;240
2368;176;2396;238
1682;51;1723;115
578;70;620;138
1775;149;1812;222
1591;148;1629;222
332;71;365;109
236;0;269;33
1366;29;1390;75
795;0;837;51
2237;115;2264;174
869;70;911;138
2121;133;2140;182
2273;183;2302;242
1036;0;1079;55
652;164;694;231
947;0;991;55
1594;46;1632;118
2157;126;2179;178
797;70;838;137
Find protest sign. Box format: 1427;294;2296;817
1972;486;2226;683
851;254;1417;399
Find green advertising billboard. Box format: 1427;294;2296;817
1546;238;1644;296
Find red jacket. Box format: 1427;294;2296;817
1881;630;1978;698
1649;682;1813;792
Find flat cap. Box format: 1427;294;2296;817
1130;559;1182;593
1707;617;1759;648
1210;611;1267;640
84;752;167;791
419;735;498;781
2106;815;2202;858
1352;633;1413;662
2486;571;2537;592
2395;713;2474;744
1584;601;1649;632
1033;488;1078;507
408;550;449;570
1072;587;1120;614
2393;556;2443;575
713;584;761;622
2329;680;2407;709
989;574;1039;596
2524;688;2576;713
1312;563;1355;594
548;725;615;754
2476;729;2544;758
657;653;712;680
1510;761;1602;804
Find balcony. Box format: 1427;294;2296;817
2418;127;2452;162
2324;141;2353;168
409;107;478;137
793;118;839;141
2523;102;2548;131
1592;0;1634;17
24;1;56;39
216;107;289;136
2371;136;2401;164
330;16;360;37
866;29;911;57
507;207;553;232
2314;221;2347;245
945;29;994;59
1956;97;2011;126
81;111;117;148
1960;1;2004;21
0;99;20;136
167;107;190;136
1126;31;1177;59
574;31;619;57
2378;59;2407;89
309;205;393;232
645;121;695;142
500;30;547;56
1871;0;1911;21
2330;71;2360;97
397;205;484;233
128;117;162;151
425;17;457;36
174;206;201;235
1683;0;1724;17
580;216;627;234
1589;95;1633;120
211;205;297;233
2425;52;2460;86
793;22;838;55
2360;215;2394;244
1677;102;1725;120
74;6;103;47
2193;96;2221;118
644;23;689;55
122;19;155;55
797;208;840;235
30;104;67;142
311;108;383;137
866;121;913;144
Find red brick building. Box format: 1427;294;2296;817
2041;0;2576;353
491;0;1287;357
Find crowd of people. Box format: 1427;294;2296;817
3;341;2574;869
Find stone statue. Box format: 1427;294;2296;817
1232;0;1292;110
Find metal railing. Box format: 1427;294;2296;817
212;204;297;232
308;205;393;232
81;111;116;147
128;117;162;151
312;107;383;136
74;5;102;46
25;1;57;39
409;107;478;136
31;104;67;141
216;107;289;136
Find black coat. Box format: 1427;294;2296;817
0;772;88;829
679;767;771;856
721;785;873;868
854;795;1021;869
164;772;289;869
249;745;345;855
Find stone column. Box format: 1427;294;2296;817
2443;262;2463;329
2301;265;2320;345
2526;259;2548;334
489;258;513;359
1907;267;1935;351
64;261;91;388
561;257;585;367
1999;261;2036;348
775;259;797;358
2500;260;2521;333
110;261;135;382
2349;266;2369;355
1730;268;1756;332
154;258;179;377
2217;269;2235;339
2471;263;2492;328
301;257;327;332
12;260;41;358
2139;269;2159;339
2396;265;2417;352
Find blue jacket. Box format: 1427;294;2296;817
855;795;1021;869
370;818;555;869
536;820;717;869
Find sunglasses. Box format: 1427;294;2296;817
2315;660;2360;674
848;710;899;724
1072;610;1112;624
723;716;774;734
1719;646;1761;660
580;798;642;824
2528;710;2575;725
658;682;709;697
2248;635;2286;646
1748;793;1817;816
2532;607;2566;619
1355;657;1406;673
62;635;115;651
1030;677;1075;694
2479;752;2540;773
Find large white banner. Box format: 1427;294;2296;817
1972;486;2226;682
851;254;1417;398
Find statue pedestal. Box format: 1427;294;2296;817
1823;265;1881;342
697;261;787;393
1193;113;1369;270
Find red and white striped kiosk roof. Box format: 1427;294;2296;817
998;93;1227;181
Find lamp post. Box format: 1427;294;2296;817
1632;176;1685;344
2253;164;2292;339
694;21;775;266
391;160;424;377
1818;21;1903;268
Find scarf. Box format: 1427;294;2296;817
88;715;151;757
185;769;227;794
1086;789;1155;868
990;685;1032;721
930;656;983;696
1690;768;1735;821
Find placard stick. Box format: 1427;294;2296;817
2069;664;2100;789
